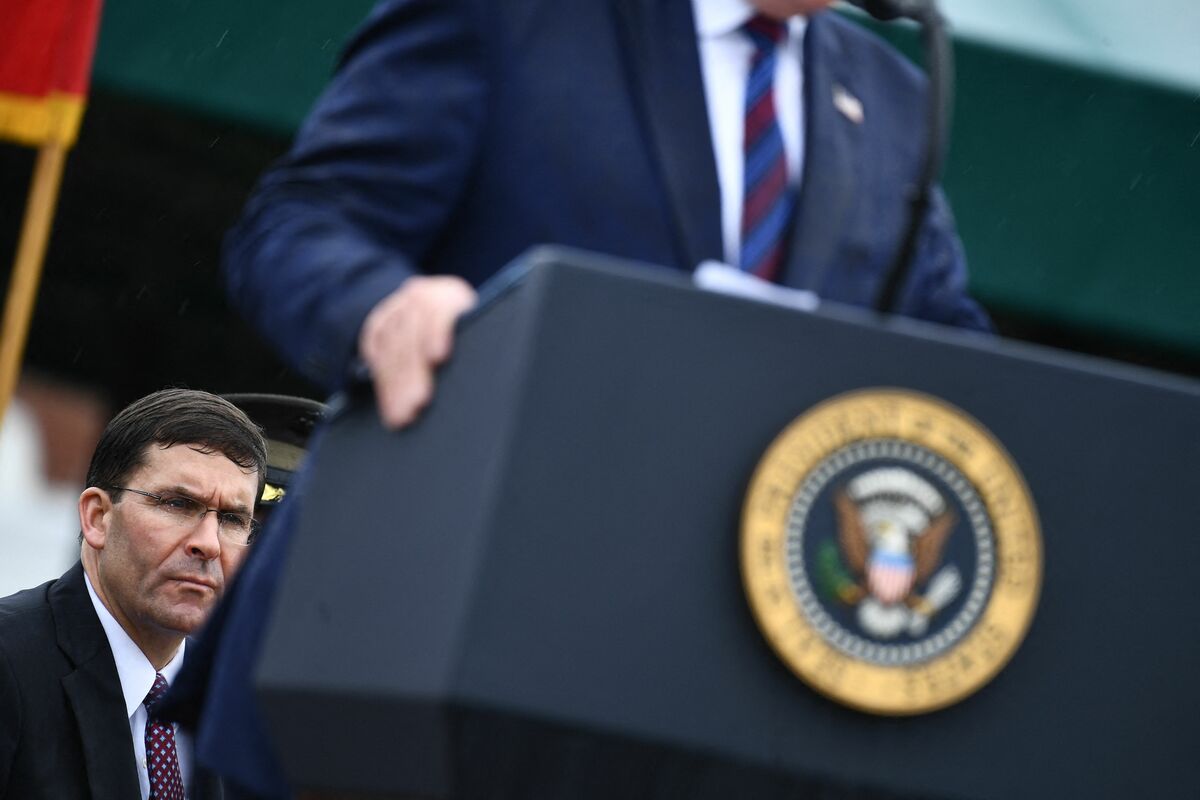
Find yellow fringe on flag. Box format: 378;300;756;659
0;90;86;147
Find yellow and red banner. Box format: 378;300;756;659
0;0;103;148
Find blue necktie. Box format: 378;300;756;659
740;15;793;282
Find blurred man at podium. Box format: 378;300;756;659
193;0;992;795
226;0;989;431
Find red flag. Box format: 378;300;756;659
0;0;103;147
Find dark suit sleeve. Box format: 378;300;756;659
896;185;992;333
223;0;490;390
0;639;21;797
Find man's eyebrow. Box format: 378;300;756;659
158;485;253;515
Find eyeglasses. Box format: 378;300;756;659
109;487;260;546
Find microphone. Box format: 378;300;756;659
843;0;956;315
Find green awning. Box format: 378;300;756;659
89;0;1200;357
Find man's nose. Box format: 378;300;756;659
186;510;223;560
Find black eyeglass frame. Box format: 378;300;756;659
107;486;261;545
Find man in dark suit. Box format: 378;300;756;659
0;389;266;799
194;0;991;795
225;0;989;429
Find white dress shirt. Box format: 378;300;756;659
85;573;194;799
691;0;808;267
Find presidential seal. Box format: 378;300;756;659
741;389;1041;715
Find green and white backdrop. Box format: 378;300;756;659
2;0;1196;406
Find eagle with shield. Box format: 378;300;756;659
818;466;963;639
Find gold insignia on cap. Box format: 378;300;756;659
260;483;286;504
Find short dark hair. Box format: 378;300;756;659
85;388;268;497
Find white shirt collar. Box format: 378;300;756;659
692;0;808;41
84;571;186;718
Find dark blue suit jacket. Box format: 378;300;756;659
194;1;989;795
226;0;988;394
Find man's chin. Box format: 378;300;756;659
161;608;210;637
156;594;220;636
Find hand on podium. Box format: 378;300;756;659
357;275;477;429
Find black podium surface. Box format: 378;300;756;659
258;248;1200;799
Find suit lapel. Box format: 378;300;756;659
612;0;723;269
779;13;862;291
52;563;144;800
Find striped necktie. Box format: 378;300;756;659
144;672;185;800
740;14;793;282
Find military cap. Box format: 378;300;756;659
222;393;325;507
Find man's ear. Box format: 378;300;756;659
79;487;111;549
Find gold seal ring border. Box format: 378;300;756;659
740;388;1043;716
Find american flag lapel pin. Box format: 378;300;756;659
832;83;864;125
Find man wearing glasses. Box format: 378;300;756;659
0;388;266;800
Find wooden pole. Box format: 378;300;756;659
0;141;68;428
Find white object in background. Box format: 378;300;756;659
693;260;820;313
0;400;80;596
937;0;1199;94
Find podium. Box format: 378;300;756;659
257;248;1200;798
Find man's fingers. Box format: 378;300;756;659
421;279;477;364
358;275;478;430
374;359;433;428
368;299;431;429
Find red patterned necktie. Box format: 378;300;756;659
143;672;185;800
740;14;793;282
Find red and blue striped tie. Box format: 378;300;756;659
740;15;792;282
